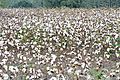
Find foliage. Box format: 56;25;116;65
0;0;7;8
11;0;33;8
0;0;120;8
89;68;106;80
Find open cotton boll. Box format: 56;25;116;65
0;77;2;80
3;65;8;71
1;59;8;65
57;74;65;80
50;77;57;80
22;68;26;73
9;66;15;72
0;41;4;46
75;70;81;76
4;51;10;55
115;53;120;58
81;62;86;68
3;74;9;80
51;54;57;65
67;67;74;74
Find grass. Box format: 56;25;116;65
89;68;106;80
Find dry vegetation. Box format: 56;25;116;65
0;8;120;80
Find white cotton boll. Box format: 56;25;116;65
4;51;10;55
9;66;14;72
20;35;23;38
83;68;88;75
116;62;120;68
67;68;74;73
35;22;40;26
25;48;28;51
33;42;37;45
29;75;35;80
77;40;82;46
35;47;38;51
26;75;29;80
0;41;4;46
79;21;82;24
115;53;119;58
14;66;19;72
4;46;8;51
0;77;3;80
96;61;101;66
50;77;57;80
51;54;57;65
23;56;27;61
70;35;73;40
0;69;2;73
3;74;9;80
22;68;26;73
106;37;110;43
60;55;65;58
83;50;87;55
49;38;52;41
31;45;34;49
117;76;120;80
100;23;104;26
8;42;14;46
74;61;80;65
58;43;61;46
33;54;36;58
47;70;53;75
115;34;118;39
27;25;31;28
24;16;27;20
110;72;116;77
86;74;93;80
46;67;50;71
38;49;41;53
70;59;75;63
107;48;110;52
86;45;89;48
119;48;120;51
15;39;19;43
19;60;22;63
37;69;42;73
19;55;23;59
53;68;58;74
75;70;81;76
17;54;21;58
63;45;66;49
81;62;86;68
60;48;63;51
48;47;52;53
57;74;65;80
115;70;120;73
2;59;8;64
29;68;33;73
106;54;110;58
3;65;8;71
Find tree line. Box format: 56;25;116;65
0;0;120;8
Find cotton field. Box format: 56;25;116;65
0;8;120;80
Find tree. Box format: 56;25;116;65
60;0;83;8
43;0;61;8
12;0;33;8
32;0;43;7
1;0;120;8
0;0;7;8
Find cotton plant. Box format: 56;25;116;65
0;8;120;80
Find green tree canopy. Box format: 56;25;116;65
11;0;33;8
0;0;120;8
